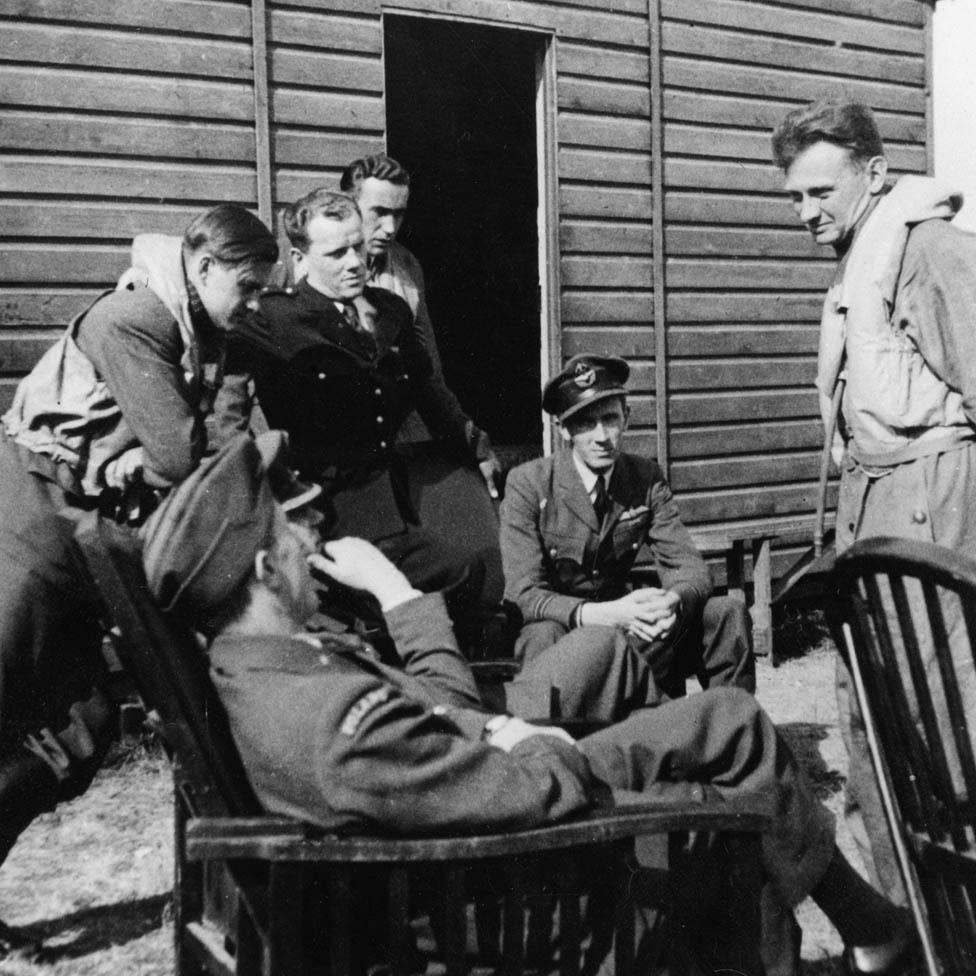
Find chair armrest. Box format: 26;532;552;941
185;794;772;863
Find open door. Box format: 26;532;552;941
383;15;554;459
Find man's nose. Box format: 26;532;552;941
345;247;364;270
593;422;608;439
798;196;820;223
379;214;396;236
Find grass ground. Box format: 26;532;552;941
0;616;856;975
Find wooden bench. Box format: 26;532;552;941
76;513;771;976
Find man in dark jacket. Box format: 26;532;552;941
501;354;754;699
219;189;490;638
141;434;915;974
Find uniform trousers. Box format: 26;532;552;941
515;594;755;699
0;433;115;867
835;441;976;907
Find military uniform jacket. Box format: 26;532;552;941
209;593;593;834
222;280;473;537
500;450;712;628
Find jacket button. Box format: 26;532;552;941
380;441;387;449
318;372;326;380
549;548;557;558
375;388;382;395
376;416;383;423
632;542;639;550
911;509;927;525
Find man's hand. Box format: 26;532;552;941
479;452;502;500
581;587;681;643
103;447;144;489
485;716;576;753
308;537;421;611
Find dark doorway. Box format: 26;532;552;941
384;15;543;451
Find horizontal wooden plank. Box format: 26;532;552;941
560;293;653;324
0;22;252;79
762;0;924;26
665;226;822;259
276;0;647;14
0;110;255;162
667;295;824;325
558;77;649;117
661;0;924;55
562;326;657;359
3;0;251;38
662;22;924;86
0;157;255;203
2;245;136;284
667;259;834;290
559;148;650;186
272;89;383;130
560;220;652;255
0;289;106;326
1;65;254;121
557;40;648;83
666;191;800;227
560;185;653;220
663;91;927;144
668;357;815;390
0;378;24;415
0;331;60;374
0;200;200;239
670;388;818;424
269;10;381;54
670;419;825;458
561;256;652;289
668;325;820;355
270;49;382;92
558;113;651;152
674;482;838;525
273;128;382;169
276;169;345;203
665;158;783;194
671;451;822;492
351;0;646;47
664;57;926;116
664;123;927;171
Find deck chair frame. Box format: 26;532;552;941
77;512;769;976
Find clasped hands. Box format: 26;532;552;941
582;586;681;643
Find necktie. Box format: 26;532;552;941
593;473;609;525
342;303;362;332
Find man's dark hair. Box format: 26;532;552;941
772;99;885;172
282;189;361;252
182;204;278;265
339;154;411;195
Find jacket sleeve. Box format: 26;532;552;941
210;333;260;448
500;464;585;628
319;685;594;835
76;294;205;487
898;220;976;428
646;479;712;619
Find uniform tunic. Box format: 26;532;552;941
500;450;754;697
210;592;832;905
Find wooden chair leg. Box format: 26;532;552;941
173;787;206;976
751;537;774;660
613;845;636;976
501;863;525;976
387;866;411;976
328;867;354;976
442;864;468;976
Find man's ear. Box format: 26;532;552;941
192;252;214;285
290;246;306;272
254;549;276;587
866;155;888;195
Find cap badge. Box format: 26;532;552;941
573;362;596;389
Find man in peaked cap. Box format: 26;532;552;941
140;432;917;975
500;354;754;703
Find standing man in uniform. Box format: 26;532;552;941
221;189;489;640
500;354;754;700
773;98;976;909
340;153;501;495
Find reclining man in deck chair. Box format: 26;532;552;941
141;434;917;974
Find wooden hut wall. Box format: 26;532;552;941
1;0;932;562
0;0;262;411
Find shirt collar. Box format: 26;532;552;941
571;451;614;497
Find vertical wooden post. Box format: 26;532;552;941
923;0;935;176
647;0;668;474
251;0;273;226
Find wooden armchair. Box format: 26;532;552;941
76;513;769;976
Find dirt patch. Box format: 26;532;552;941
0;639;859;975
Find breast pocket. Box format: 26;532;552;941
611;514;648;561
542;532;587;586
